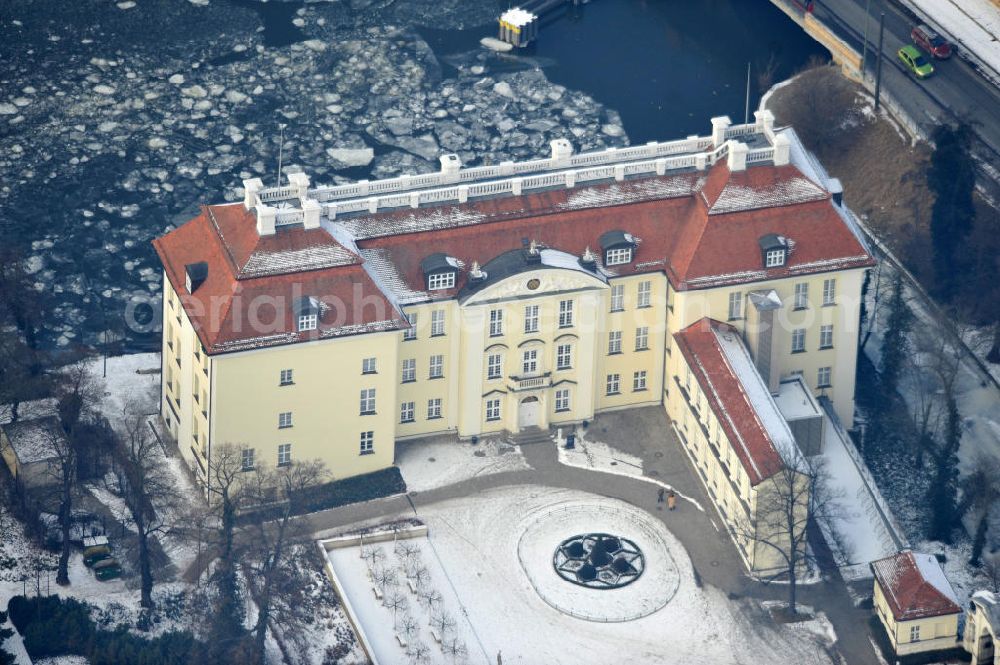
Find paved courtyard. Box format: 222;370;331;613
306;406;880;665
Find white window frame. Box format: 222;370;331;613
430;310;446;336
277;443;291;467
817;366;832;388
427;271;455;291
487;353;503;380
635;326;649;351
278;412;292;429
794;283;808;310
823;278;836;306
637;280;651;308
820;324;834;349
556;344;572;370
360;431;374;455
362;357;377;374
728;291;742;320
401;358;416;383
791;328;806;353
606;373;621;395
297;313;318;332
403;313;417;340
427;398;442;419
485;398;501;421
360;389;376;415
241;447;255;471
765;249;785;267
605;247;632;266
523;305;539;333
633;370;647;391
555;389;570;412
400;402;415;423
429;354;444;379
610;284;625;312
489;309;504;337
558;300;574;328
279;369;294;386
909;625;920;642
522;349;538;375
608;330;622;355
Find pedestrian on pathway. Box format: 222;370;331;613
667;490;677;511
657;488;665;504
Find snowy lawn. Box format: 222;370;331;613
395;435;530;493
326;486;841;665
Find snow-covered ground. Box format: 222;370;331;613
553;430;704;510
901;0;1000;82
327;486;842;665
817;416;906;581
395;435;530;493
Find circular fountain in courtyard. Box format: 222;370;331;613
517;500;681;622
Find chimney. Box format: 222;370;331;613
256;204;276;236
185;262;208;293
550;138;574;165
242;177;264;210
711;115;732;148
727;140;748;172
439;154;461;183
287;172;311;200
302;198;321;229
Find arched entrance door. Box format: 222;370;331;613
518;396;541;429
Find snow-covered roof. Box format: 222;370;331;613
1;416;64;465
971;590;1000;630
774;377;822;422
871;550;962;621
713;326;804;472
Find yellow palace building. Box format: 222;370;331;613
153;112;874;530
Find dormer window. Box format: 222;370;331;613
420;253;462;291
599;230;639;267
605;247;633;266
184;261;208;293
298;314;318;331
758;234;789;269
293;296;320;332
427;272;456;290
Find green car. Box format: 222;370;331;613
898;45;934;78
93;558;122;581
83;545;111;567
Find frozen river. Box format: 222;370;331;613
0;0;823;350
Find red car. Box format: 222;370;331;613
911;25;952;59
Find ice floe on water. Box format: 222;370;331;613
0;0;626;350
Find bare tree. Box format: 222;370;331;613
241;458;328;663
983;552;1000;593
110;410;182;608
734;458;844;615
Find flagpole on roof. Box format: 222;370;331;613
276;123;287;187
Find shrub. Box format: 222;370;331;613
6;596;200;665
239;466;406;524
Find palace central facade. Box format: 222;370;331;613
154;112;873;572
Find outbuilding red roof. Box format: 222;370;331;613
871;551;962;621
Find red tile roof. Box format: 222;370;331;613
152;206;404;355
352;162;872;297
672;318;794;485
871;551;962;621
154;161;874;354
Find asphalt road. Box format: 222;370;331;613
810;0;1000;193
